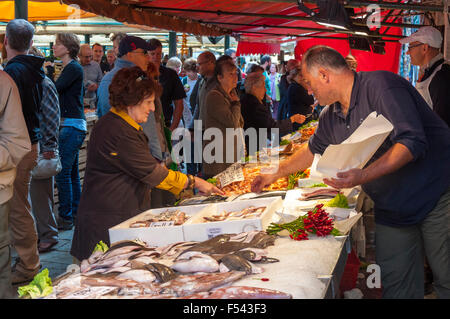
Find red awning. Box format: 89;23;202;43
294;27;402;73
60;0;406;44
236;41;281;56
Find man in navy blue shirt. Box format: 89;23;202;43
252;45;450;299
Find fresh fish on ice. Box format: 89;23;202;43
116;269;157;284
171;253;219;273
158;271;246;297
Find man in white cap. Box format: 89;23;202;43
400;26;449;127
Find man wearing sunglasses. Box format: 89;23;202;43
401;26;450;127
97;35;151;118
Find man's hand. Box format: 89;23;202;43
251;174;278;193
323;168;366;189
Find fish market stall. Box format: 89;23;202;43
43;196;360;299
21;120;362;300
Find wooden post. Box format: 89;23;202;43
14;0;28;20
84;34;91;45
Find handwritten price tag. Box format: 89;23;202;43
149;221;175;228
214;163;244;188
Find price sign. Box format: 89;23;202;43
207;227;223;239
214;163;244;188
149;221;175;227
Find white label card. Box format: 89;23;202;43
149;221;175;227
206;227;223;239
214;163;244;188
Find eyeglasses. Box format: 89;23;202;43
407;43;424;50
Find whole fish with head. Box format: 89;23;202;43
82;251;141;273
158;271;246;297
171;253;219;273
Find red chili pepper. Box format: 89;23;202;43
261;278;270;281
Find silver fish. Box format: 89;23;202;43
171;254;219;273
158;271;246;297
116;269;157;284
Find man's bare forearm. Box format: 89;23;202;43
274;143;314;178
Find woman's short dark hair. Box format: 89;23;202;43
109;66;162;111
148;38;163;51
56;33;80;60
214;59;237;77
260;55;271;65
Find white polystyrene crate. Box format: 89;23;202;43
108;203;213;247
182;197;283;242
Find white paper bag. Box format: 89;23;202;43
310;112;393;179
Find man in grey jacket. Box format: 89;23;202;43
0;70;31;298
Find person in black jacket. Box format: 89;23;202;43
53;33;86;231
287;66;315;131
277;59;300;120
240;73;305;155
3;18;45;284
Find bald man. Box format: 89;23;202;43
78;44;102;107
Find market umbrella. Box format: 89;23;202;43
0;0;96;22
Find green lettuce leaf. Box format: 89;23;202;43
307;182;328;188
93;240;109;253
325;193;349;208
18;268;53;299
